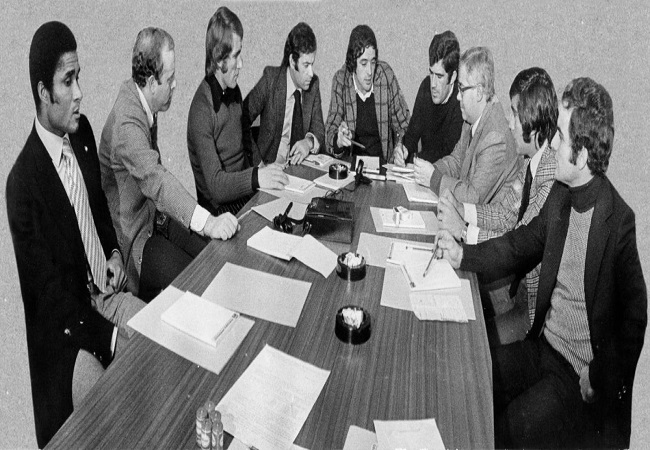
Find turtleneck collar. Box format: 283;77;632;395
569;174;603;213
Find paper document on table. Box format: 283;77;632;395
356;233;435;268
127;286;254;374
161;291;239;346
356;155;380;173
383;163;414;173
343;425;378;450
252;197;308;222
403;183;439;204
374;418;445;450
260;184;328;204
410;289;468;322
302;153;351;172
369;207;438;236
247;227;337;277
217;345;330;450
202;263;311;327
387;242;461;291
313;172;355;190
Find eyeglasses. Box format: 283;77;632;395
457;83;480;94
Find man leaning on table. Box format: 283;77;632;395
413;47;519;205
243;21;325;166
7;22;146;448
393;30;463;165
435;77;647;448
99;27;239;302
325;24;410;165
188;7;288;217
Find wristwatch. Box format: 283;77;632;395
460;221;468;243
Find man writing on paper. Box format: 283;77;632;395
243;22;325;167
437;67;558;343
325;25;410;165
393;31;463;165
413;47;519;204
188;7;288;217
100;27;239;301
7;22;146;447
434;78;646;448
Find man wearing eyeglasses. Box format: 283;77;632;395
393;31;463;165
413;46;519;206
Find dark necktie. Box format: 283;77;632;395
290;90;303;148
517;162;533;223
151;114;158;151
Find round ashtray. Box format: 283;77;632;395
336;252;367;281
335;306;371;345
329;163;349;179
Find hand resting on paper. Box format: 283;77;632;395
434;229;463;269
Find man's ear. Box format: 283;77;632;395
449;70;457;86
146;74;157;92
476;84;485;102
38;81;52;106
576;146;589;170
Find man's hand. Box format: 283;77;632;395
393;143;408;167
580;366;597;403
337;121;352;148
434;229;463;269
203;213;238;241
289;138;312;165
106;251;127;293
441;189;463;216
414;157;435;187
437;196;466;241
258;164;289;190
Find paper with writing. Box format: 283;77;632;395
403;183;439;204
252;197;309;222
388;242;461;291
356;233;435;268
343;426;378;450
313;171;355;190
374;418;445;450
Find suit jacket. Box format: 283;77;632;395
243;65;325;163
430;98;521;204
99;79;198;294
6;115;117;448
462;177;647;447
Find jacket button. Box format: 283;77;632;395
64;328;71;336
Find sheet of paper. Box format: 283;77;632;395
313;171;355;190
356;233;435;268
302;153;351;172
252;197;309;222
127;286;254;374
374;418;445;450
230;438;307;450
260;185;329;204
217;345;330;450
383;163;414;173
343;425;378;450
403;183;439;204
161;291;239;346
285;174;316;194
290;233;338;278
202;263;312;327
369;207;438;235
410;289;468;323
388;242;461;291
356;155;380;173
379;208;425;228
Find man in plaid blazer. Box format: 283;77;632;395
437;68;558;341
325;25;409;164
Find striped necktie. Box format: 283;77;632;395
59;137;107;292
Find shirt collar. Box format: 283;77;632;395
35;116;69;168
286;67;301;100
353;74;374;101
135;84;155;128
441;82;455;105
470;112;483;137
529;141;547;180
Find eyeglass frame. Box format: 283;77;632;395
457;82;481;94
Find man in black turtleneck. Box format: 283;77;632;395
435;78;647;448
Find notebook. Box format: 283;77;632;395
403;183;439;204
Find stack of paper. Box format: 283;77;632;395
285;174;315;194
384;163;415;183
369;207;438;235
403;183;439;204
313;171;355;190
387;242;461;291
302;154;351;172
379;208;425;229
374;418;446;450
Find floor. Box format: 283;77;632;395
2;0;649;448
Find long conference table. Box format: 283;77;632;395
47;164;494;449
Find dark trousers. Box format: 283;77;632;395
492;336;595;448
138;215;209;302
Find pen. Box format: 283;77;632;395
388;242;395;260
406;245;435;252
400;263;416;288
422;240;440;278
350;139;366;149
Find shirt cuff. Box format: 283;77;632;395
306;132;319;153
252;167;259;190
464;203;478;226
467;223;480;245
110;326;118;357
429;166;443;195
190;205;210;233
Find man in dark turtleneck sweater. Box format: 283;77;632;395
435;78;647;448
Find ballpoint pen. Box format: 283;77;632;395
350;139;366;149
400;263;416;288
422;240;440;278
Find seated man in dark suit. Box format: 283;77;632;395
244;22;325;166
188;7;288;217
393;30;463;165
435;77;647;448
6;22;146;448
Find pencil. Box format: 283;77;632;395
351;139;366;149
400;263;416;288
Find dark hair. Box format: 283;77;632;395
509;67;558;147
132;27;175;88
345;25;377;73
282;22;316;68
29;21;77;110
428;30;460;81
562;77;614;176
205;7;243;77
460;47;495;101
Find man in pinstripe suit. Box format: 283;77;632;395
437;68;558;342
99;28;239;301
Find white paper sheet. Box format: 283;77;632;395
217;345;330;450
374;418;445;450
313;172;355;190
387;242;461;291
356;155;380;173
290;234;338;278
302;153;351;172
343;425;378;450
356;233;436;268
410;289;468;323
202;263;312;327
252;197;309;222
127;286;254;374
403;183;439;204
229;438;307;450
369;207;438;235
260;185;329;204
285;174;316;194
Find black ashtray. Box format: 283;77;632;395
329;163;349;179
335;306;371;345
336;252;366;281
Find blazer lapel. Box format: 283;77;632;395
346;71;357;136
276;68;288;141
302;80;314;134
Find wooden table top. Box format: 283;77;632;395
47;165;493;450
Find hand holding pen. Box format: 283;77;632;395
433;230;464;269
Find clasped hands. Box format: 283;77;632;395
432;190;465;268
